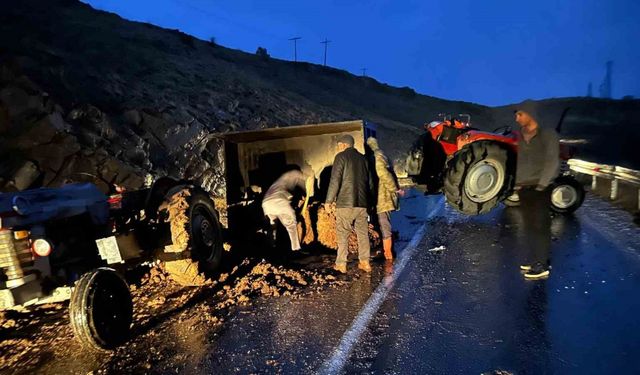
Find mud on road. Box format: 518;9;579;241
0;251;350;374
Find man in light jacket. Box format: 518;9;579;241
262;168;313;251
367;137;403;260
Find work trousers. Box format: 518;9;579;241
377;211;392;239
519;187;551;267
262;198;300;251
335;207;370;265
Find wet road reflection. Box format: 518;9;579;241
344;197;640;374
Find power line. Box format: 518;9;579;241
361;68;367;77
288;37;301;62
321;38;331;66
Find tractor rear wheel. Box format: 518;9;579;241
163;189;223;286
550;175;585;214
444;141;514;215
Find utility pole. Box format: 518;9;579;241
288;37;301;62
599;60;613;99
321;38;331;66
361;68;367;77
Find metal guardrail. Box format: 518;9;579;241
568;159;640;210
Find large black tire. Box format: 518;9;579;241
164;189;223;286
444;141;514;215
69;268;133;351
550;175;585;214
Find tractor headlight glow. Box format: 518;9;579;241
32;238;52;257
14;230;30;240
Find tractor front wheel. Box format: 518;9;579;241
550;175;585;214
69;268;133;351
444;141;514;215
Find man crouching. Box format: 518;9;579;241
262;168;313;252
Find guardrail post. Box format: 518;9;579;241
592;175;597;190
610;179;619;200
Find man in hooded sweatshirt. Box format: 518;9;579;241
514;100;560;279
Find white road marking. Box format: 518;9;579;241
319;197;444;375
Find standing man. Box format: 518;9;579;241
325;135;372;273
366;137;403;260
514;101;560;279
262;168;314;252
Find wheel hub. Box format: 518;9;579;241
551;185;578;209
464;160;505;203
195;215;215;248
191;205;217;263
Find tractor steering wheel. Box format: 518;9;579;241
492;125;512;135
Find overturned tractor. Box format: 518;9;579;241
0;178;223;350
405;113;584;215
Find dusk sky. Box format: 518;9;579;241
83;0;639;106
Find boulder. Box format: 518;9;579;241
123;109;142;126
14;114;59;148
8;160;41;191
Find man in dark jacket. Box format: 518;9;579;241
325;134;372;273
514;100;560;279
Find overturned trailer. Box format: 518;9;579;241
0;120;378;352
200;120;379;248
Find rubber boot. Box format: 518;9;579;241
358;261;372;273
333;263;347;274
383;238;394;260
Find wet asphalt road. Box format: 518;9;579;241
194;191;640;374
30;190;640;374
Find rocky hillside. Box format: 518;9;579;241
1;0;638;193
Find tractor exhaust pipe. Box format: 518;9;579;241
556;107;571;134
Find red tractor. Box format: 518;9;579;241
405;113;584;215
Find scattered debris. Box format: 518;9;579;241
314;204;381;251
428;245;446;252
0;256;344;373
212;260;340;309
300;206;314;244
166;190;191;252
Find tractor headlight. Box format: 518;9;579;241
32;238;52;257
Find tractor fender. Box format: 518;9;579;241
457;130;518;152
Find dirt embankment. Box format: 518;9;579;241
3;0;638;195
0;0;475;194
